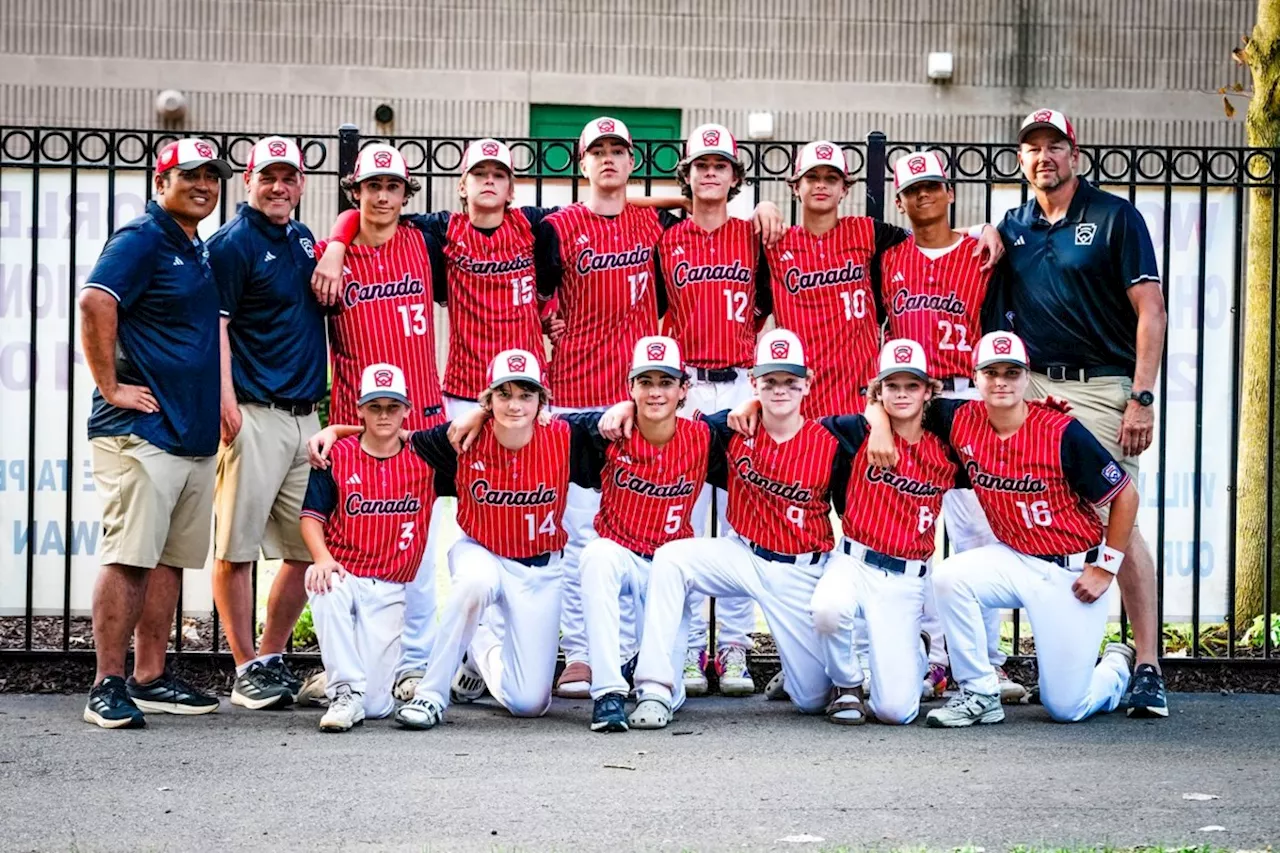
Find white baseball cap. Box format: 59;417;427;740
1018;108;1077;147
682;123;739;165
246;135;304;174
462;138;513;173
358;363;411;407
156;138;233;180
579;116;633;153
792;140;848;180
974;331;1030;371
629;336;685;380
753;329;807;378
488;349;545;391
876;339;930;382
353;143;409;182
893;151;947;194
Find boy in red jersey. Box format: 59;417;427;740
300;363;438;732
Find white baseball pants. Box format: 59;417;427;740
580;536;651;699
413;536;563;717
310;574;406;719
396;496;447;677
812;541;930;724
633;534;831;714
932;542;1129;722
681;370;757;652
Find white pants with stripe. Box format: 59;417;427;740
580;536;651;700
812;541;929;725
413;536;563;717
933;542;1129;722
634;534;831;714
310;574;406;719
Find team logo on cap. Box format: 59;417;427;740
702;129;720;147
268;140;288;157
481;141;500;157
507;354;527;373
646;342;667;361
770;340;790;360
373;150;393;169
1032;109;1055;123
907;155;927;175
194;142;214;159
597;119;615;133
374;369;394;388
814;144;834;160
992;336;1013;355
894;345;913;364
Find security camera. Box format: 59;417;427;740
155;89;188;121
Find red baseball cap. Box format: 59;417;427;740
246;136;303;174
156;139;232;179
1018;109;1077;147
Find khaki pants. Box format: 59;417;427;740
214;403;319;563
91;435;215;569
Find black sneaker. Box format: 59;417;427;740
591;692;629;733
84;676;146;729
231;661;294;710
127;671;220;715
1125;663;1169;718
263;657;303;697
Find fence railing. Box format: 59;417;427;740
0;123;1275;666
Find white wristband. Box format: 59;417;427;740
1096;545;1124;575
967;224;987;239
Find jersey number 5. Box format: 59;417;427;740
510;275;534;306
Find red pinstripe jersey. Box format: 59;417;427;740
320;229;444;430
659;217;760;369
767;219;880;417
943;401;1130;554
441;209;544;398
453;418;571;559
595;417;710;557
725;419;839;554
300;436;437;583
544;203;661;407
881;236;991;379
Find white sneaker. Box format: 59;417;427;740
395;696;444;730
450;654;486;703
319;686;365;732
628;698;671;730
715;645;755;696
682;648;708;697
926;687;1005;728
393;668;425;703
295;671;328;707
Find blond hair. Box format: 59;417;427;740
866;375;944;408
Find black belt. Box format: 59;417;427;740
628;546;654;561
750;543;822;565
693;367;741;383
512;549;563;567
1042;365;1131;382
243;398;316;417
1033;547;1100;568
840;539;927;578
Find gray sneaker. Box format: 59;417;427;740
926;687;1005;728
231;661;294;710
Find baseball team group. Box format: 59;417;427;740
76;107;1170;735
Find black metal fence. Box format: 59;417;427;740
0;123;1275;668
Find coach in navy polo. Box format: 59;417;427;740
79;138;231;729
208;136;327;712
995;109;1169;718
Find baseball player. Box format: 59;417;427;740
300;363;438;732
882;150;1024;704
658;123;769;696
867;331;1138;726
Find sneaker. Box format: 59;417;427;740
921;663;948;701
395;696;444;730
554;661;592;699
263;657;303;697
715;645;755;696
231;662;294;710
450;654;486;704
1124;661;1168;718
295;671;328;707
83;676;146;729
764;670;789;701
995;665;1029;705
393;668;425;703
319;685;365;732
628;697;671;730
127;671;219;715
591;692;629;733
825;685;866;726
925;687;1004;728
682;648;709;697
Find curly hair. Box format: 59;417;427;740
340;172;422;205
675;158;746;202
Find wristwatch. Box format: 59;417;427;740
1130;390;1154;407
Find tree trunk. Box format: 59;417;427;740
1234;0;1280;626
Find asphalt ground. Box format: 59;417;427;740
0;692;1276;852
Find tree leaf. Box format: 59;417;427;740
1234;82;1246;92
1225;96;1237;119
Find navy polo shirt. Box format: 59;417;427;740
207;203;326;405
84;201;221;457
996;179;1160;374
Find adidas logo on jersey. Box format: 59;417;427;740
892;271;904;282
961;445;975;457
471;461;486;471
342;266;351;275
671;246;685;256
576;234;590;245
779;251;794;262
1013;235;1026;246
346;473;362;485
263;251;276;263
617;454;633;464
172;256;184;266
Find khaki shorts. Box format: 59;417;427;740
91;435;215;569
214;404;319;563
1026;373;1136;522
